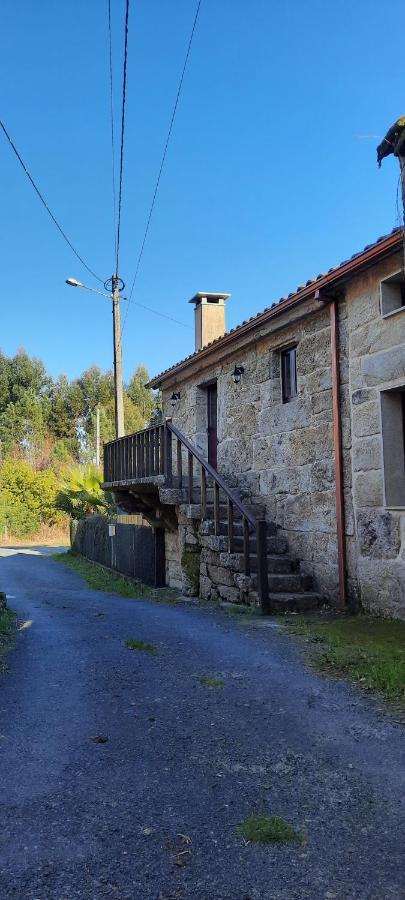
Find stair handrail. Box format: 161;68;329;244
165;418;270;614
166;419;256;527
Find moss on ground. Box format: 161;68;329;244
238;815;303;844
283;613;405;707
52;552;179;604
0;608;17;673
198;674;224;689
124;638;158;655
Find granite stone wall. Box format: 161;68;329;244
162;299;341;603
346;252;405;617
161;250;405;618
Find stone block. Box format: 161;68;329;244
306;367;332;395
219;552;244;572
353;470;384;508
258;398;312;436
310;389;332;418
216;584;239;603
269;465;311;495
357;558;405;618
297;328;331;375
310;459;335;492
351;388;376;406
207;564;235;587
352;436;382;473
356;509;401;559
233;573;253;592
362;346;405;386
352;401;380;439
284;491;335;533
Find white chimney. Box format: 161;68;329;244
188;292;230;352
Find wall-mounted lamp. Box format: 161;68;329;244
231;366;244;385
170;392;181;407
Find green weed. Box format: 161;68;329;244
198;674;224;689
52;552;179;604
125;638;158;655
284;614;405;705
238;815;302;844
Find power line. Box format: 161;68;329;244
116;0;130;275
128;0;202;302
108;0;117;269
0;118;104;284
119;0;202;345
124;297;191;328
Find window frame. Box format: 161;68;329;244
281;345;298;404
380;270;405;319
380;385;405;509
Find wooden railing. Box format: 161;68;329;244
103;424;165;484
103;420;270;613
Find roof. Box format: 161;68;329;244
147;227;404;389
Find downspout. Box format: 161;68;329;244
315;290;347;607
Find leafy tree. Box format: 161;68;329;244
127;364;156;425
0;458;64;537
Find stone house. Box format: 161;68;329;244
103;227;405;619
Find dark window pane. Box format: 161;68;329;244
281;347;297;403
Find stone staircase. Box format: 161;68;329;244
165;481;323;613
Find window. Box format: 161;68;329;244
380;272;405;317
281;346;297;403
381;388;405;507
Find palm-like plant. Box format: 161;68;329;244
55;466;115;519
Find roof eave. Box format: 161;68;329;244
147;229;403;389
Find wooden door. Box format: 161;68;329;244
207;383;218;469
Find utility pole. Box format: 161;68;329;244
65;273;126;439
95;406;100;467
111;274;125;438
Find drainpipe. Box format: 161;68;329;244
315;290;347;608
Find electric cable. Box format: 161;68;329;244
123;297;191;328
116;0;130;275
108;0;118;270
0;118;104;283
119;0;202;344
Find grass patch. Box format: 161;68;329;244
0;608;17;673
284;614;405;706
125;638;158;655
198;674;224;689
52;551;179;604
224;604;258;616
238;815;302;844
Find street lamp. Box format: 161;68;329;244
66;274;126;438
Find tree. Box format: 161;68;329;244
0;458;64;536
127;364;157;426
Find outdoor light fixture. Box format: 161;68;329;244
170;392;181;407
65;277;83;288
232;365;244;385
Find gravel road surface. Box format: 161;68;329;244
0;547;404;900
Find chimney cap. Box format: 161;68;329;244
188;292;230;305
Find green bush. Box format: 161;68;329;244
0;458;65;537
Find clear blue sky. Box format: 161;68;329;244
1;0;404;383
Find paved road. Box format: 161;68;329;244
0;548;405;900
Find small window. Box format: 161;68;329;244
281;346;297;403
380;272;405;317
381;388;405;507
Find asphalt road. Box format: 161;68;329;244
0;547;405;900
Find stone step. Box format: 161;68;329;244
251;573;310;593
247;554;299;574
267;592;322;613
